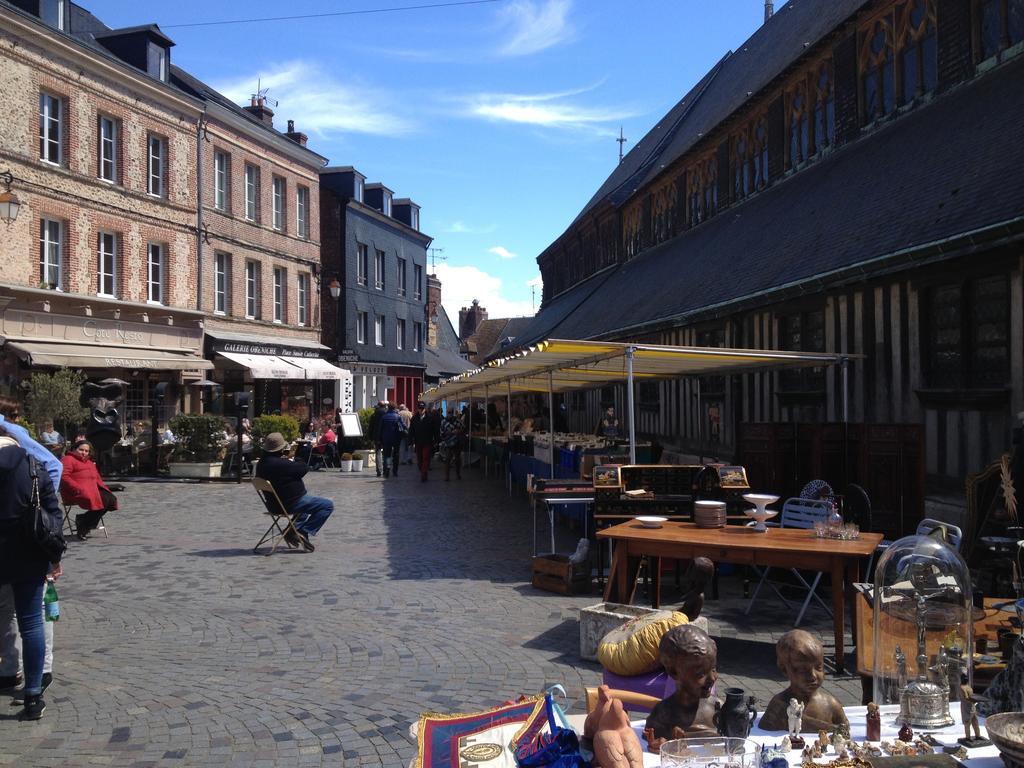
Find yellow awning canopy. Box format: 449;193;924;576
422;339;855;402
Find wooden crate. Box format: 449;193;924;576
532;554;590;595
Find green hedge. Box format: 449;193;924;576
251;414;300;455
169;413;228;462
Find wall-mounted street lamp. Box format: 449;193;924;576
328;278;341;300
0;170;22;226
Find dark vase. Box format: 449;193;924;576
715;687;758;738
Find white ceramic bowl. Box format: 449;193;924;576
742;493;780;506
635;515;668;528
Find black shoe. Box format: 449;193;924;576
392;470;398;477
421;475;428;482
21;695;45;721
298;532;315;552
383;468;390;478
0;674;22;691
376;471;382;477
283;529;300;548
41;673;52;693
76;531;89;541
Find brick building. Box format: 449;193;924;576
320;167;430;409
0;0;343;426
511;0;1024;501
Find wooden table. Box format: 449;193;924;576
853;593;1018;702
597;520;882;673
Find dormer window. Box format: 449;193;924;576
148;42;168;82
382;192;392;217
410;208;419;231
40;0;66;31
354;177;364;203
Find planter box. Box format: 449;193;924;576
340;460;353;472
351;459;364;471
578;602;710;661
168;461;222;479
531;554;589;596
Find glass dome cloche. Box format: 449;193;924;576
872;533;973;728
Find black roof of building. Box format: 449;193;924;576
565;0;870;230
519;54;1024;342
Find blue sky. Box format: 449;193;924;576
82;0;786;321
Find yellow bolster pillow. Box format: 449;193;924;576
597;610;689;676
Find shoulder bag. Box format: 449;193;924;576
23;456;66;562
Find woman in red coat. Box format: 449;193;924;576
60;440;117;540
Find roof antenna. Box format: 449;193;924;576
764;0;774;23
428;247;446;273
251;78;278;108
617;126;628;164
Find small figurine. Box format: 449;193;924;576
895;645;908;690
644;624;723;750
589;690;645;768
957;684;992;748
915;739;934;754
787;698;805;747
779;736;791;753
866;701;881;742
758;630;849;733
831;731;846;756
898;723;913;742
952;745;969;760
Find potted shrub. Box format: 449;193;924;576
167;413;228;479
251;414;300;457
340;452;353;472
351;451;364;472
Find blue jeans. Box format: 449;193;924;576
290;494;333;537
9;580;45;696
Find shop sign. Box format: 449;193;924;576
2;309;201;351
210;338;324;358
337;347;359;363
385;376;396;389
349;363;387;377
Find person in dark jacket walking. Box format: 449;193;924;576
255;433;332;551
378;403;405;478
367;401;387;477
0;424;64;721
409;402;441;482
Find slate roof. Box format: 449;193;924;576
510;267;618;350
463;317;535;363
424;346;474;379
564;0;871;231
433;306;462;355
525;54;1024;341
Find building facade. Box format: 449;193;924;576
320;167;431;410
516;0;1024;489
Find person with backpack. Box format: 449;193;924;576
378;403;406;478
0;424;64;721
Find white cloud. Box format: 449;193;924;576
434;264;535;321
497;0;574;57
489;246;517;259
211;61;413;138
462;84;637;133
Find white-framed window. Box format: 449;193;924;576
297;186;309;238
297;273;309;326
374;249;385;290
382;191;392;217
354;177;364;203
273;267;285;323
272;176;285;231
147;243;164;304
98;116;117;182
413;321;423;352
356;243;368;286
356;310;367;344
245;261;259;318
244;164;258;221
39;218;62;290
38;92;62;165
396;318;405;350
214;151;229;211
374;314;384;346
413;264;423;300
397;257;407;296
214;252;229;314
147;135;165;197
97;231;117;297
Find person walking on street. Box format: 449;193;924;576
367;401;386;477
409;402;440;482
440;412;466;481
0;424;65;721
397;404;413;465
378;403;405;478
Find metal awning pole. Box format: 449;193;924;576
484;385;489;476
696;376;703;464
466;391;472;469
507;379;513;495
548;371;555;479
626;346;637;465
842;357;850;488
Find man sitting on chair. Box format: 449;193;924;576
254;433;333;552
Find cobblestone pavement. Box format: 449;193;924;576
0;463;864;766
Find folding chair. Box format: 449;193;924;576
251;477;302;555
744;497;833;627
61;501;108;538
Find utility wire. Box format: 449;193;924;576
162;0;505;29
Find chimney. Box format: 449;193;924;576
426;274;442;347
243;95;274;127
284;118;308;147
764;0;774;22
458;299;487;340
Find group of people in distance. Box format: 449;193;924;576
367;400;465;482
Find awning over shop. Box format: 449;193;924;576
7;341;213;371
280;356;344;380
216;351;305;379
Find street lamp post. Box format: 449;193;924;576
0;170;23;226
328;278;342;355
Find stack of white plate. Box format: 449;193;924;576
693;500;727;528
